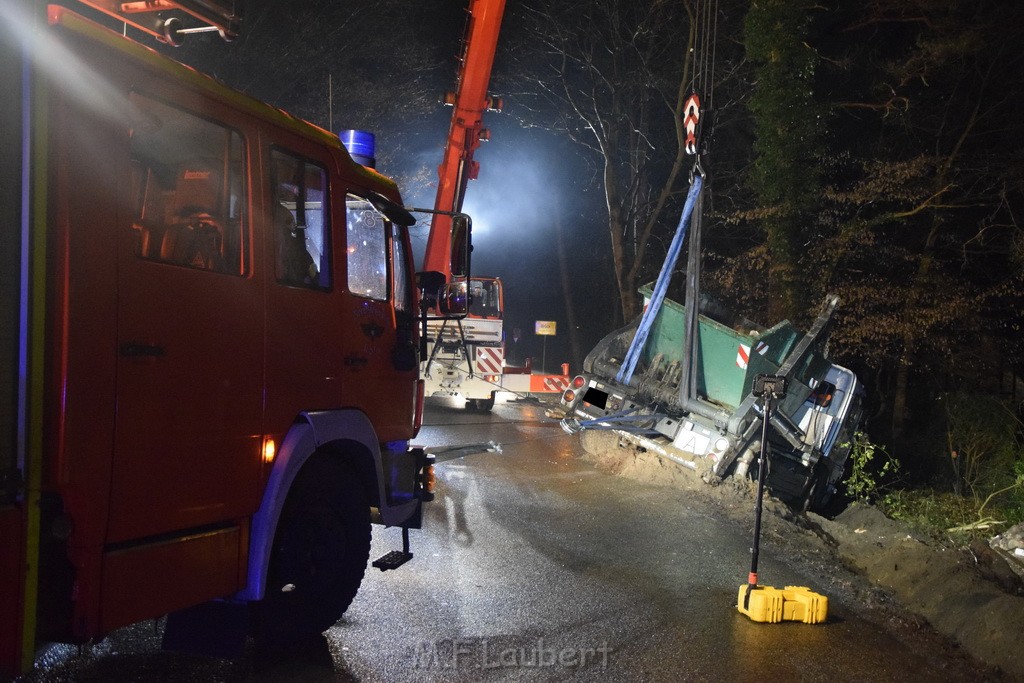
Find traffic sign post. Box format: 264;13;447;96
535;321;556;374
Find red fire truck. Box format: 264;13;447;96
0;3;469;675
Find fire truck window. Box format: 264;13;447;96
391;223;411;313
271;149;330;289
346;195;388;301
128;93;247;275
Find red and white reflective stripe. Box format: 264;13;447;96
544;377;568;392
476;347;503;374
683;92;701;155
736;341;769;369
529;375;569;393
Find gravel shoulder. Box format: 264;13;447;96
576;429;1024;681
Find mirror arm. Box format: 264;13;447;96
366;191;415;226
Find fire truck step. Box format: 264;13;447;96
372;550;413;571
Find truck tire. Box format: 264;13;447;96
253;457;370;647
801;461;837;514
807;459;852;517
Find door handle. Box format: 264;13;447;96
120;342;166;357
361;322;384;339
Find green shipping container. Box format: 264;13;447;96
640;285;816;409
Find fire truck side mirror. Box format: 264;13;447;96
450;213;472;280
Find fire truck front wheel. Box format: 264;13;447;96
253;456;371;646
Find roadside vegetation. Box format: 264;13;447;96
842;395;1024;543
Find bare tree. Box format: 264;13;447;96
506;0;701;322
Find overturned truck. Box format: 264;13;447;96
559;284;863;512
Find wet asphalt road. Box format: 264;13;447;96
26;398;991;682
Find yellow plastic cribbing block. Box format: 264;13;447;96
737;585;828;624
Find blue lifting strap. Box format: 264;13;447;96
615;173;704;386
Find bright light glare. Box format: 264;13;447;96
10;5;135;125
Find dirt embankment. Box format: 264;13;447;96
577;430;1024;680
815;506;1024;679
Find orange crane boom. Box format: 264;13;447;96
422;0;506;282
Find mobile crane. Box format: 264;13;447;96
419;0;570;411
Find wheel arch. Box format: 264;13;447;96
237;409;388;602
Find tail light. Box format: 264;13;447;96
563;376;586;403
417;450;436;502
423;464;436;495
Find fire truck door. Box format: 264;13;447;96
113;239;262;543
342;194;418;439
110;104;262;543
